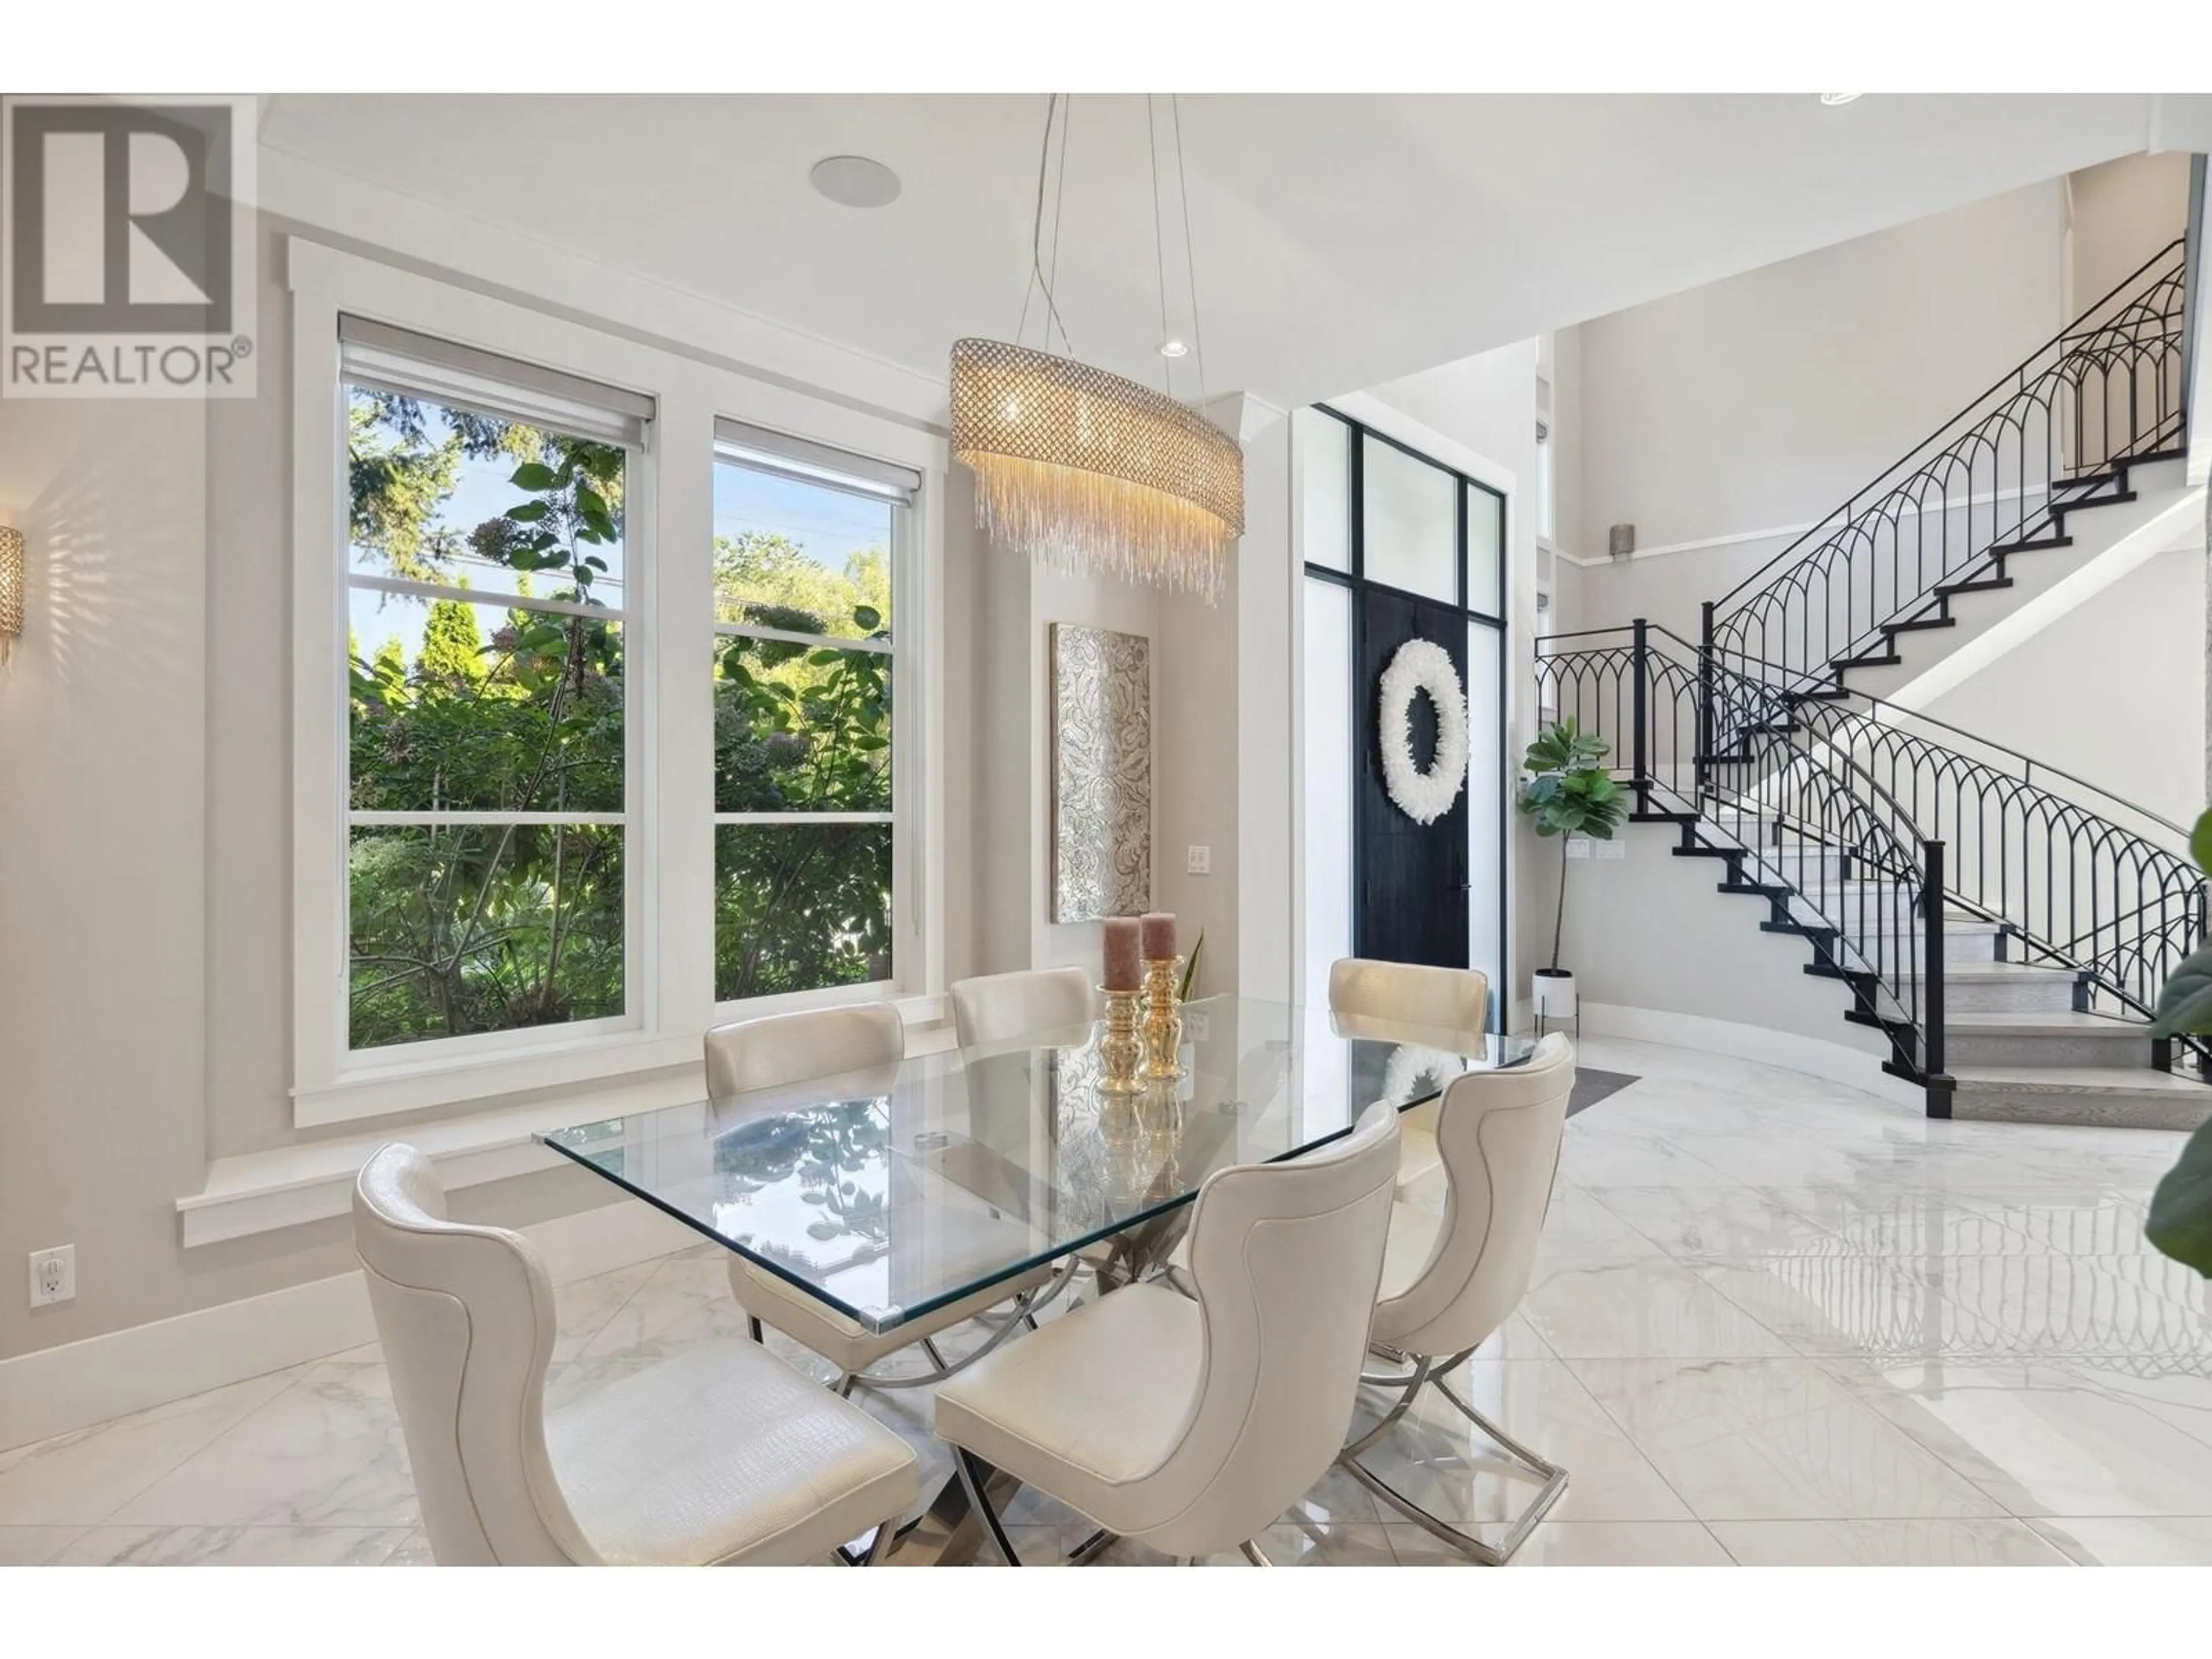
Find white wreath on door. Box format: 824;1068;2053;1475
1381;1042;1463;1108
1378;638;1469;825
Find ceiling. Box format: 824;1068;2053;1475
258;94;2204;410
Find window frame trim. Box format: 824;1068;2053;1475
290;238;946;1130
707;443;910;1017
339;389;648;1063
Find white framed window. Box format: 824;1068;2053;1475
709;423;918;1007
339;319;652;1060
289;240;946;1128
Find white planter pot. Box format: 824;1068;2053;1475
1531;970;1577;1022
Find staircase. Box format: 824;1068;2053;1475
1537;234;2211;1130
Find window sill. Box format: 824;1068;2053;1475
294;1029;702;1130
183;1068;700;1247
295;991;948;1129
198;1000;955;1247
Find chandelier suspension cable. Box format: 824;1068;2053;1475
1012;103;1037;348
1046;99;1071;350
1016;93;1074;355
1146;94;1173;396
1171;94;1209;409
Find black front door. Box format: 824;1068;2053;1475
1355;587;1469;969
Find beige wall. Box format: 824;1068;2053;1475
1567;156;2192;640
1233;414;1296;1005
2069;150;2193;313
938;465;983;987
1545;325;1586;634
1918;544;2207;831
204;221;293;1164
967;479;1034;980
966;510;1245;998
1157;574;1242;998
0;392;207;1363
1575;180;2069;565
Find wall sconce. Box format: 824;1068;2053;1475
0;527;21;666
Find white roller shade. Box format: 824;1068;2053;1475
714;418;921;505
340;315;654;448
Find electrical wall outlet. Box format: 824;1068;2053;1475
29;1245;75;1309
1185;844;1211;876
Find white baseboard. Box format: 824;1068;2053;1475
1575;1001;1923;1108
0;1196;697;1453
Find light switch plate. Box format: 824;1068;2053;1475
1185;844;1211;875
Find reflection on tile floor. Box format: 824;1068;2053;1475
5;1036;2209;1567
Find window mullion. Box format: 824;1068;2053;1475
349;571;626;624
713;812;894;826
348;810;627;827
710;620;890;655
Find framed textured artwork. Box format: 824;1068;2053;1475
1050;623;1152;922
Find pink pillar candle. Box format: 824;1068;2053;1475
1103;917;1143;991
1140;911;1177;961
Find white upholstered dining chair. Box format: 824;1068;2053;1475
353;1144;918;1565
1328;957;1491;1196
933;1100;1403;1565
949;965;1096;1050
703;1002;907;1099
704;1004;1059;1394
1338;1033;1575;1564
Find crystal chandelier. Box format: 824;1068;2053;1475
950;96;1245;604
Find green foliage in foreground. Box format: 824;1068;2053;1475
2141;807;2212;1276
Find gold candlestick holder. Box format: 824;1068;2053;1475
1142;956;1185;1080
1097;985;1146;1094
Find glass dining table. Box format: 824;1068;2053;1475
537;995;1538;1338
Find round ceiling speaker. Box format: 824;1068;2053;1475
810;155;902;209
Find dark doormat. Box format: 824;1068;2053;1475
1569;1068;1638;1118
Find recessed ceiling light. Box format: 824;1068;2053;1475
1820;92;1863;107
810;155;901;209
1157;338;1189;358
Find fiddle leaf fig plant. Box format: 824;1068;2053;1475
2143;805;2212;1277
1517;716;1627;975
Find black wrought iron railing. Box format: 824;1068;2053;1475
1536;622;2210;1114
1708;237;2188;702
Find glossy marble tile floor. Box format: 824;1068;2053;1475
5;1035;2209;1567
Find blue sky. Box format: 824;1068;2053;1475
347;399;889;667
714;461;891;567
